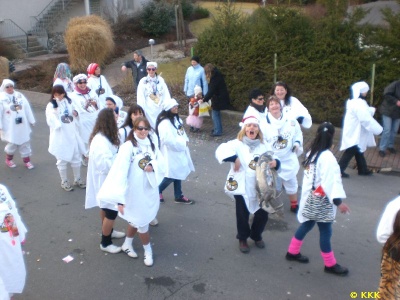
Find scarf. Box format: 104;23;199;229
267;112;286;131
74;86;90;94
242;136;260;153
251;102;266;113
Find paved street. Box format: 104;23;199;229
1;91;399;300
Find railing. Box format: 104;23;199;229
0;19;28;53
30;16;49;50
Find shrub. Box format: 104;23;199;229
140;1;175;37
65;15;115;72
0;56;9;82
192;5;210;20
181;0;194;20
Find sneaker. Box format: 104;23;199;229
61;180;74;192
111;230;125;239
121;244;138;258
286;252;309;263
379;150;386;157
341;172;349;178
5;159;16;168
324;264;349;276
24;162;35;169
159;193;164;203
388;148;397;154
144;251;153;267
290;205;299;213
100;244;121;254
175;195;194;204
73;178;86;189
149;218;159;226
239;240;250;253
254;240;265;249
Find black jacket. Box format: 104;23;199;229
203;68;231;111
123;56;148;86
380;80;400;119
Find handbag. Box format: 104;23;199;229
301;163;334;222
224;166;245;198
198;101;210;117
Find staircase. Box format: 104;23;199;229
90;0;102;16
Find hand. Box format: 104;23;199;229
338;203;350;214
144;164;153;172
397;100;400;107
268;159;277;168
121;66;127;72
73;110;78;117
198;99;203;104
118;204;125;215
234;158;241;172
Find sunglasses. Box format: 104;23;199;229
5;85;13;88
255;97;264;101
77;81;87;84
136;126;149;131
147;68;156;71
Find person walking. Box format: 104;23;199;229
53;62;74;93
183;56;208;99
0;79;36;169
216;116;280;253
121;50;148;88
378;80;400;157
156;98;194;204
203;63;231;137
46;85;86;191
338;81;383;177
87;63;114;108
285;122;350;276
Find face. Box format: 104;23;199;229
170;105;178;114
131;110;143;123
134;121;149;139
147;65;156;77
191;60;198;67
106;100;116;109
244;123;259;140
274;86;287;100
54;92;65;101
268;100;281;116
94;67;101;76
252;95;265;106
4;84;14;94
133;53;141;62
76;80;87;88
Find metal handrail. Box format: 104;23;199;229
30;16;49;50
0;19;28;52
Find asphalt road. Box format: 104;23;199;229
2;91;399;300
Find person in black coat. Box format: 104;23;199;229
203;63;231;136
121;50;148;88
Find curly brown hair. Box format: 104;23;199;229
89;108;120;146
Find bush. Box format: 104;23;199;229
181;0;194;20
140;1;175;37
0;56;9;82
64;15;115;72
192;5;210;20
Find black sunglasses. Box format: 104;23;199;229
147;68;156;71
77;81;87;84
136;126;149;131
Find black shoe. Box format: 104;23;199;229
193;128;200;133
239;240;250;253
286;252;309;263
290;205;299;213
358;170;373;176
388;148;397;154
379;150;386;157
324;264;349;276
190;126;194;132
254;240;265;249
174;195;194;204
341;172;350;178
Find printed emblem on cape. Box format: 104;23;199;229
10;104;22;112
273;136;288;150
61;115;73;123
226;176;239;191
138;153;152;170
149;93;160;104
248;155;260;170
1;213;19;237
177;125;185;136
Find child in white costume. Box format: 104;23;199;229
46;85;86;192
98;117;165;266
137;62;171;129
0;79;36;169
0;184;28;298
87;63;114;108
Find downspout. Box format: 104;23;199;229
84;0;91;15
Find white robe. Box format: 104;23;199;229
158;117;194;180
0;184;27;294
340;98;383;152
276;96;312;129
69;89;101;146
137;75;171;129
263;112;303;181
85;133;118;210
97;136;165;227
87;75;113;108
45;100;85;162
53;78;74;93
216;139;272;214
0;91;35;145
297;150;346;223
376;196;400;244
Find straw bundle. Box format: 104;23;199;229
0;57;10;83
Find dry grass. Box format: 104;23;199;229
0;57;10;82
65;15;115;72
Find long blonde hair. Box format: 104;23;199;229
237;123;264;142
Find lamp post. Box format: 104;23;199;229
149;39;155;61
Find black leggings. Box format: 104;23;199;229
102;208;118;220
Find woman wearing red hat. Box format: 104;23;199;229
87;63;114;109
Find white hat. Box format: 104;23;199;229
73;74;88;83
0;79;14;92
239;115;260;127
147;62;157;69
164;98;179;111
194;85;202;96
351;81;369;100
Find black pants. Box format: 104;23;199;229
338;145;368;174
234;195;268;242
